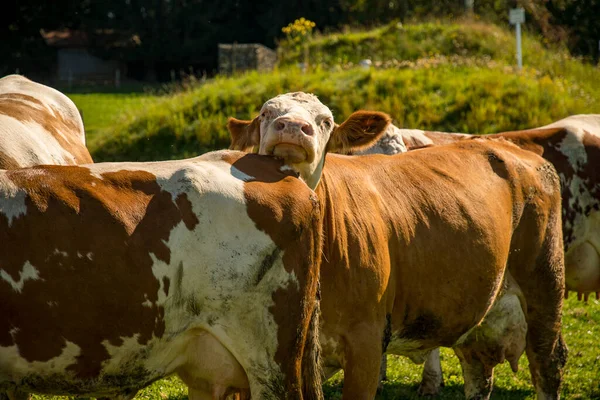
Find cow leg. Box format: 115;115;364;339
453;348;494;400
418;349;444;396
510;212;567;399
341;324;383;399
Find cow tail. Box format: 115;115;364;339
302;296;323;400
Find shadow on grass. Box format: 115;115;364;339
324;380;534;400
163;395;189;400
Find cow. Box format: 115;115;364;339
0;74;95;400
341;115;600;396
389;116;600;300
0;74;93;168
228;92;568;399
0;150;332;399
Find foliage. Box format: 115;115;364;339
3;0;599;81
281;18;317;44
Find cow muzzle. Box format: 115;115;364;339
264;117;316;163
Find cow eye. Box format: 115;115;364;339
322;119;332;129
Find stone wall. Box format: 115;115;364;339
218;43;277;75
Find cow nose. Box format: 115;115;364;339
275;117;314;136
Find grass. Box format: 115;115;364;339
30;297;600;399
66;92;159;139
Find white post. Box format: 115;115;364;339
509;8;525;71
516;22;522;70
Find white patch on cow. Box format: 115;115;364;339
0;74;86;146
355;125;408;155
386;337;432;364
319;334;346;379
100;334;148;375
142;295;153;308
0;179;27;227
54;249;68;257
0;117;76;166
555;127;587;171
398;129;434;148
0;340;81;381
542;114;600;139
0;261;41;293
230;166;255;182
565;210;600;291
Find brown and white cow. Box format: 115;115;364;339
362;116;600;300
0;152;327;400
338;115;600;396
0;74;93;168
228;92;568;399
0;74;94;400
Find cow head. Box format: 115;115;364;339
228;92;390;189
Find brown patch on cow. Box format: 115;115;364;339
222;152;322;398
0;93;93;164
0;151;21;170
162;277;171;296
175;193;199;230
0;165;197;378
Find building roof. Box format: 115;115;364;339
40;29;140;49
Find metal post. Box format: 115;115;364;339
516;22;522;70
509;8;525;70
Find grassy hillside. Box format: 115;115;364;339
279;21;599;97
80;21;598;162
87;65;597;162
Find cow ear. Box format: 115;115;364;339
228;117;260;152
327;111;391;153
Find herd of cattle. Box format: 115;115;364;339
0;73;598;400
